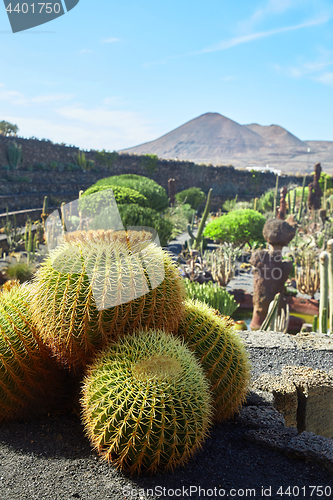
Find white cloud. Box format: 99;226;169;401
80;49;93;54
146;14;330;66
0;85;74;105
195;15;330;55
313;71;333;86
101;37;121;44
239;0;302;31
220;76;236;81
52;105;157;149
2;109;156;151
272;55;333;84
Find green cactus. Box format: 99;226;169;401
312;314;318;332
273;175;279;216
296;175;307;222
175;299;251;422
31;229;186;372
0;283;68;422
327;239;333;334
7;140;22;169
184;280;239;316
260;293;281;331
287;190;291;215
80;329;212;475
319;251;329;334
192;188;212;250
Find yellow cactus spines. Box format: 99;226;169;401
80;329;213;475
31;230;186;372
175;299;251;422
0;283;68;422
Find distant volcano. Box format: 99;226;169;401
120;112;333;174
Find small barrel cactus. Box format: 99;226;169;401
175;299;251;422
31;230;186;372
80;329;213;475
0;283;68;422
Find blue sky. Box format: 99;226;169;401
0;0;333;151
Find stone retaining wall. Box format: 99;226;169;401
0;135;311;213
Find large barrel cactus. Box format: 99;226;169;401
31;230;186;372
80;329;212;475
0;283;68;422
175;299;251;422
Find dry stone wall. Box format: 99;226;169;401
0;135;309;214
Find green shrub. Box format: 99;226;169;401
79;185;149;216
95;150;118;169
95;174;168;212
184;280;239;316
203;209;266;248
175;187;206;210
118;204;173;246
6;263;34;283
140;154;158;174
164;203;196;240
257;189;276;213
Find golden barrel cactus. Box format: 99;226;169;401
80;329;212;475
0;283;68;422
175;299;251;422
31;230;186;372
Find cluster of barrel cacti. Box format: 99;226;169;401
0;228;251;475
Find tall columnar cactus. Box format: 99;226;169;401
189;188;212;250
175;299;251;422
80;329;212;475
0;283;67;422
296;175;307;222
319;251;329;334
327;239;333;334
31;229;186;372
287;189;291;215
7;140;22;169
273;175;279;216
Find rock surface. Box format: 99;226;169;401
239;330;333;475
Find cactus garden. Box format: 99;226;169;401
0;196;252;475
1;165;333;478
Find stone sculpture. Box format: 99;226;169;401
250;218;296;330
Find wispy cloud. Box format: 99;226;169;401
101;37;121;44
80;49;93;54
220;76;236;81
313;71;333;86
146;14;330;66
54;105;156;149
194;15;330;55
239;0;303;31
0;86;74;105
272;52;333;85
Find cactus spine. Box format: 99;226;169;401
80;329;212;475
31;230;186;372
175;299;251;422
319;251;329;334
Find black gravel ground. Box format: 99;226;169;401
1;345;333;500
1;410;333;500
